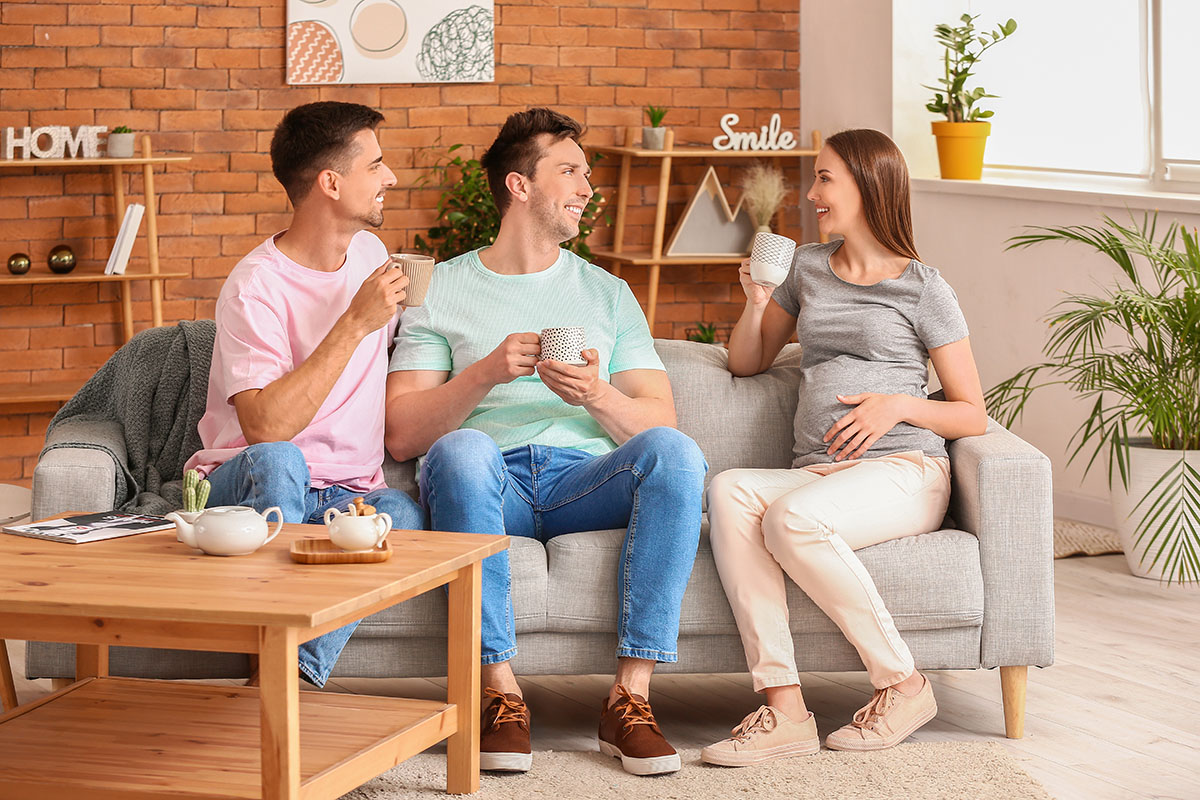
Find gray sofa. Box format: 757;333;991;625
28;338;1054;736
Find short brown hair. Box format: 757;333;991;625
825;129;920;263
270;101;385;205
481;108;583;215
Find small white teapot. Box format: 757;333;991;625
324;506;392;552
167;505;283;556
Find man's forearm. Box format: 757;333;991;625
385;363;497;461
238;317;363;443
584;382;677;445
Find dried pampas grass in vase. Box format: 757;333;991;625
739;163;789;233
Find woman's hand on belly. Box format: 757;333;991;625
823;392;912;461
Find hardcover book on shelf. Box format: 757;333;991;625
104;202;145;275
2;511;173;544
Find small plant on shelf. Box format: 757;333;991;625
686;322;718;344
644;106;669;128
111;125;133;134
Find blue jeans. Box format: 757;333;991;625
420;427;707;665
205;441;426;687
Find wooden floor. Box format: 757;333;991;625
6;554;1198;799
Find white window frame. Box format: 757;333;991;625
1153;0;1200;192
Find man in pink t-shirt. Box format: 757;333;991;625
185;102;425;687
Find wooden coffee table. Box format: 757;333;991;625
0;520;507;799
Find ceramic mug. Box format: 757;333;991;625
538;327;587;366
748;231;797;287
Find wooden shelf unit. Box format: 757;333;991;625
590;127;821;329
0;136;190;407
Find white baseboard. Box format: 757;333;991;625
1054;490;1113;528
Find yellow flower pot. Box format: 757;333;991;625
931;121;991;180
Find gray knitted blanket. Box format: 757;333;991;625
42;319;215;515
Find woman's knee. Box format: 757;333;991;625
761;500;825;554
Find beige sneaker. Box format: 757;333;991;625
700;705;820;766
825;676;937;751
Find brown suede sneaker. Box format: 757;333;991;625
479;688;532;772
598;685;681;775
701;705;820;766
825;675;937;751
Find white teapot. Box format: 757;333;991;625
167;505;283;556
324;506;392;552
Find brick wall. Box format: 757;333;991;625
0;0;802;484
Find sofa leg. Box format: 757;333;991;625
1000;665;1027;739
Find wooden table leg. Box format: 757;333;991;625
75;644;109;680
446;562;482;794
0;640;18;711
260;626;300;800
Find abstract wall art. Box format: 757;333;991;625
287;0;494;85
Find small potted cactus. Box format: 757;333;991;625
174;469;212;533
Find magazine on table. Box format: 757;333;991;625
1;511;174;544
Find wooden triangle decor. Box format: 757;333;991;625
664;166;757;257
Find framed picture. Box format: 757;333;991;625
286;1;494;85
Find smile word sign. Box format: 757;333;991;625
3;125;109;160
712;113;797;152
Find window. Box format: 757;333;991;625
898;0;1197;192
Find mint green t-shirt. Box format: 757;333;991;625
389;248;665;456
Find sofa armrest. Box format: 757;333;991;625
32;418;128;520
947;419;1055;669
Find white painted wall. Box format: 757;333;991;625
800;1;1200;526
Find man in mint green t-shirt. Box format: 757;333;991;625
385;109;706;777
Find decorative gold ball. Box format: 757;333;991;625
7;252;31;275
47;244;76;274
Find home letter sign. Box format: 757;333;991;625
712;113;797;152
3;125;107;160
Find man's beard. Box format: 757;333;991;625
361;207;384;229
529;188;579;244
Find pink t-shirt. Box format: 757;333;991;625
185;231;393;491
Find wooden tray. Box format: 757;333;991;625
289;538;392;564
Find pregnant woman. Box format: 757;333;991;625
701;129;987;766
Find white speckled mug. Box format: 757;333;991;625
538;327;587;367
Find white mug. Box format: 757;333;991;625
748;231;797;287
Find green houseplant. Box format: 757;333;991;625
986;214;1200;584
642;105;669;151
923;13;1017;179
413;144;607;263
106;125;136;158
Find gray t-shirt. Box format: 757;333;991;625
771;240;969;467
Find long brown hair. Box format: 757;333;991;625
824;129;920;262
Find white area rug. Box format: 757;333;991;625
342;742;1051;799
1053;518;1121;559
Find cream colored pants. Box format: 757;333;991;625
707;451;951;691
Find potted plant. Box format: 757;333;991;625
106;125;136;158
413;143;607;262
923;13;1017;180
642;105;669;151
739;163;789;233
986;214;1199;584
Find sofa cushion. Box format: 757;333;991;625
544;523;984;636
656;339;802;485
353;536;547;637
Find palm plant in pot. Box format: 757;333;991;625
924;13;1017;180
986;214;1199;584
